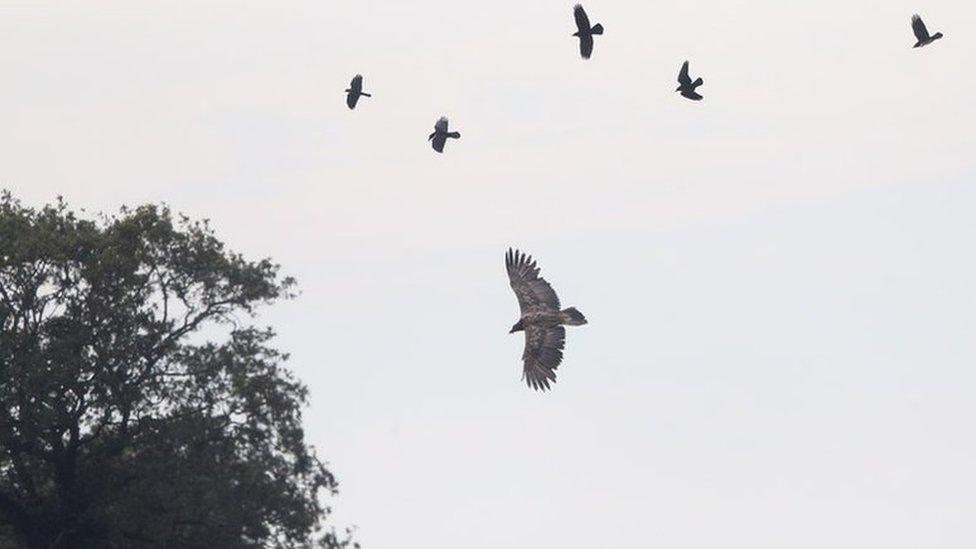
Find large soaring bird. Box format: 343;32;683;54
428;117;461;153
676;60;704;101
345;74;371;109
572;4;604;60
911;14;943;48
506;248;587;391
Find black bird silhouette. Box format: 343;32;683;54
676;61;704;101
911;14;943;48
506;249;587;391
345;74;371;109
572;4;604;60
428;117;460;153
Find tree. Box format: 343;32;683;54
0;521;17;549
0;192;355;548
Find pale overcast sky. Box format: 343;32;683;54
2;1;976;547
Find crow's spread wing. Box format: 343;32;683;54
912;15;930;41
434;117;449;134
578;34;594;59
431;134;447;152
574;4;590;33
678;61;692;86
346;75;363;109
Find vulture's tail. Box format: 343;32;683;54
561;307;587;326
591;23;604;35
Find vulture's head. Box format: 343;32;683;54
509;319;524;334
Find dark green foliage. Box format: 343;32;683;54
0;192;355;548
0;520;18;549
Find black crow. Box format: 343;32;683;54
911;14;943;48
506;249;587;391
572;4;604;60
428;117;460;153
676;61;704;101
345;74;371;109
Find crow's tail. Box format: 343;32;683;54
561;307;587;326
591;23;604;35
360;92;372;97
447;131;461;139
693;77;703;87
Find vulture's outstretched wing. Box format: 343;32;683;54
506;248;561;312
574;5;590;33
522;325;565;391
678;61;692;86
912;15;930;41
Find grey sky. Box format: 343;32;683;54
2;1;976;547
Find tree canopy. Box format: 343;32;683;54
0;192;353;548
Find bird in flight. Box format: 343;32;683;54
345;74;371;109
676;60;704;101
572;4;604;60
428;117;461;153
911;14;943;48
506;248;587;391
